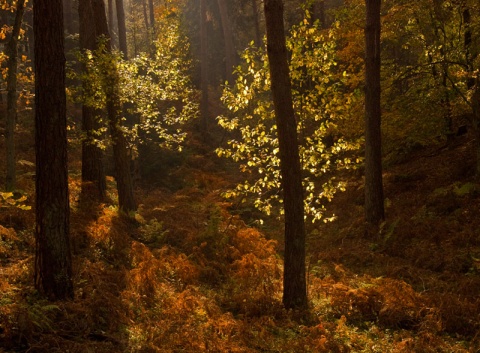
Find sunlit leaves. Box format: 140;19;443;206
0;192;31;210
71;16;197;152
217;16;361;222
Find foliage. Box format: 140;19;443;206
70;14;197;154
120;17;198;151
217;14;361;222
0;191;31;210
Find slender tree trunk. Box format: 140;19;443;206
23;3;34;61
473;85;480;177
142;0;149;29
92;0;136;214
79;0;107;200
463;4;474;91
462;4;480;177
115;0;128;58
5;0;25;191
148;0;155;31
108;0;115;37
34;0;73;301
251;0;262;47
216;0;236;85
264;0;307;310
364;0;384;225
200;0;209;132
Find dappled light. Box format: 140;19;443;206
0;0;480;352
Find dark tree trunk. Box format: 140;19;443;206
5;0;25;191
251;0;262;47
108;0;115;38
78;0;107;201
34;0;73;301
115;0;128;58
142;0;149;30
264;0;307;310
216;0;236;85
364;0;384;225
462;4;480;177
92;0;136;214
200;0;209;132
463;5;474;91
23;3;34;61
149;0;155;31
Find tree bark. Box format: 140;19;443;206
142;0;149;30
108;0;115;37
364;0;385;225
462;3;480;177
200;0;209;132
216;0;236;85
148;0;155;31
5;0;25;191
79;0;107;201
264;0;307;310
251;0;262;47
34;0;73;301
115;0;128;58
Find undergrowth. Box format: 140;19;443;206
0;143;479;352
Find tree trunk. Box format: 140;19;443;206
216;0;236;85
148;0;155;31
115;0;128;58
142;0;149;30
108;0;115;38
23;2;34;61
264;0;307;310
92;0;136;214
34;0;73;301
79;0;107;201
5;0;25;191
463;5;474;91
251;0;262;47
200;0;209;132
463;3;480;177
364;0;384;225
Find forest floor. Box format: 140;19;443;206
0;125;480;352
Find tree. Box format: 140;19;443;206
263;0;307;310
93;0;137;213
251;0;262;47
148;0;155;30
107;0;115;41
34;0;73;300
216;0;236;85
217;19;359;222
199;0;209;132
5;0;25;191
364;0;384;225
79;0;107;200
116;0;128;58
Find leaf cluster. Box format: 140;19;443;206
217;15;361;222
70;16;198;153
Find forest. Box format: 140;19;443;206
0;0;479;351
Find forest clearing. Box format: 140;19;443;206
1;0;480;352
